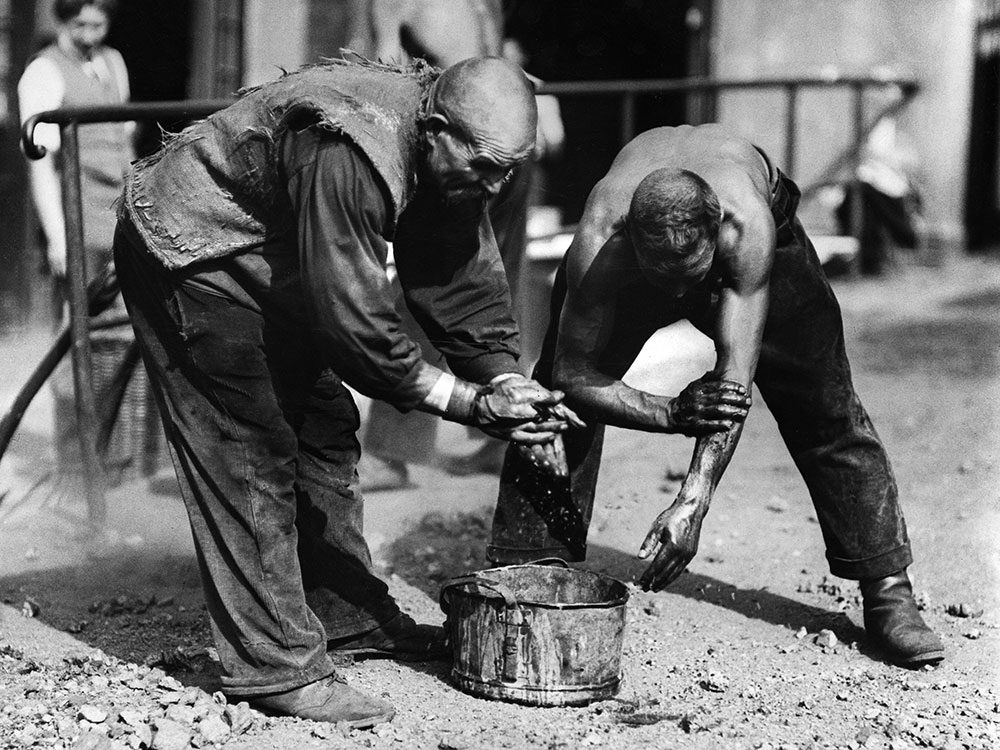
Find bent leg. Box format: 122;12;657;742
755;222;911;580
269;346;402;639
116;235;334;697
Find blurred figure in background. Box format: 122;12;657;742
836;117;924;275
348;0;564;489
18;0;140;475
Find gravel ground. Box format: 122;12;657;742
0;255;998;749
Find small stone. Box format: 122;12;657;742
158;675;184;692
157;691;184;707
150;718;191;750
699;671;728;693
198;714;231;744
128;724;153;749
165;703;199;725
224;702;254;736
438;734;472;750
118;709;147;727
794;626;808;639
79;704;109;723
814;629;838;648
945;603;984;618
20;599;40;617
69;731;116;750
963;629;982;640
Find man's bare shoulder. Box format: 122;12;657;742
566;181;638;301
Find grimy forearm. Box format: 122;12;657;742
679;421;745;509
560;370;674;432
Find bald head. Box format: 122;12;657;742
430;56;537;161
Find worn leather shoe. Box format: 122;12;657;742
860;570;944;667
328;612;450;661
247;675;394;728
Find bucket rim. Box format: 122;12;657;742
445;563;631;609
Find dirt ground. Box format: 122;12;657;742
0;254;998;750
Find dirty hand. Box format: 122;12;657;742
472;375;585;443
637;499;707;591
667;373;751;437
515;433;569;477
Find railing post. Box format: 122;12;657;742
784;83;798;177
59;121;107;527
849;82;867;275
619;92;636;148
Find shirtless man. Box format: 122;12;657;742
489;124;944;668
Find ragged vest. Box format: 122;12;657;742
122;58;438;270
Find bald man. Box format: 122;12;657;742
490;124;943;670
114;56;580;726
348;0;556;486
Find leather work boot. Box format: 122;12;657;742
328;612;450;661
860;570;945;668
247;675;394;728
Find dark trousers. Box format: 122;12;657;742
489;177;912;581
114;228;398;696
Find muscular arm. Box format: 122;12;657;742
683;201;774;493
639;189;775;591
553;225;680;431
553;217;749;435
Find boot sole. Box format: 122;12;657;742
340;707;396;730
893;648;945;668
329;645;450;662
250;701;396;729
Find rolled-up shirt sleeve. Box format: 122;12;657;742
393;190;521;383
283;129;442;410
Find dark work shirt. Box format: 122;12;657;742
179;127;519;410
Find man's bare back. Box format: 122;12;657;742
570;125;774;297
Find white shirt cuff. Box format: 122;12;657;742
422;372;456;413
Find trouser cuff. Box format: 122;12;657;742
486;543;585;566
320;598;401;641
221;656;336;699
827;543;912;580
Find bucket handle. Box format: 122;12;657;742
439;574;524;684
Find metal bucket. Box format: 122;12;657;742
440;560;629;706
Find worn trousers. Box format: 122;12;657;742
489;172;912;581
114;225;399;696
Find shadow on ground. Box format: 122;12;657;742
381;507;863;644
0;500;872;697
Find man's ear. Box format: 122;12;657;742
423;112;450;136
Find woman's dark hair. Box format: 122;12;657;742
54;0;117;22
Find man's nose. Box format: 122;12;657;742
481;175;505;198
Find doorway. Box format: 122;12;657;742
965;46;1000;251
504;0;711;223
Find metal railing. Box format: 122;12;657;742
18;74;918;525
20;100;229;526
537;73;919;190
